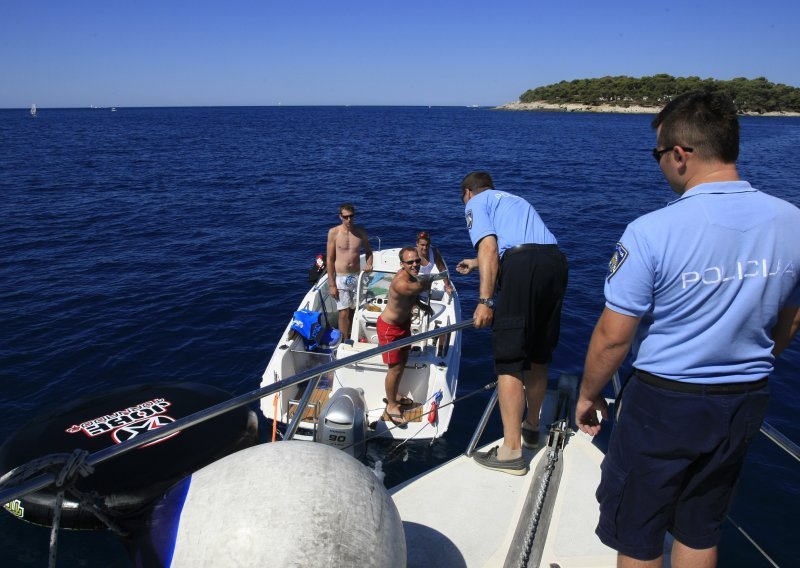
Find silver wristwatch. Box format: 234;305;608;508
478;297;495;308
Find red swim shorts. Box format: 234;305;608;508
377;316;411;365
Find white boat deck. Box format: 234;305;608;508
392;430;616;567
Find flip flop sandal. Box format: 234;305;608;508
385;412;407;426
382;396;414;407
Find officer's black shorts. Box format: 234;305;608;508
596;373;769;560
492;244;568;374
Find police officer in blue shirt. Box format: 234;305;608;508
576;92;800;567
457;171;568;475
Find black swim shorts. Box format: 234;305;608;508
491;245;568;374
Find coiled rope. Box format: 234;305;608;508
0;449;129;568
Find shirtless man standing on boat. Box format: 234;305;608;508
327;203;373;342
378;246;435;424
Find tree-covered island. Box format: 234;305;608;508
500;75;800;115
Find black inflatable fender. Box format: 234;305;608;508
0;382;258;530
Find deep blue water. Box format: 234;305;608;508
1;106;798;566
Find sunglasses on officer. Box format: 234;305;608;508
652;145;693;163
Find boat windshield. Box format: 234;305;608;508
358;271;393;310
310;281;339;329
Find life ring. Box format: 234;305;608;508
0;382;258;530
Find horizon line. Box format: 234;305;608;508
2;103;499;111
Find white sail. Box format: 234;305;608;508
30;104;36;116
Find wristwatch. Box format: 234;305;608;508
478;297;495;309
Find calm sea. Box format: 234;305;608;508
1;106;798;566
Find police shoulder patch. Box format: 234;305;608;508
465;209;473;229
607;242;628;281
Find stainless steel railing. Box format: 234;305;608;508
0;318;475;505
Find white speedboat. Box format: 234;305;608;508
259;247;462;444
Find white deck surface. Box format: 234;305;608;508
391;431;616;567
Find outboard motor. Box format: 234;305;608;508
315;387;368;459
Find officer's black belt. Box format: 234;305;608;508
502;243;559;259
634;369;768;394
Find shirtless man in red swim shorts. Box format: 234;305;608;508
377;246;434;424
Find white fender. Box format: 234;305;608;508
170;441;406;567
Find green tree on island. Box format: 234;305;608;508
520;75;800;113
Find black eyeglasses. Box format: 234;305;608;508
340;214;355;219
402;258;422;266
652;145;693;163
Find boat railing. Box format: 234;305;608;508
760;420;800;463
465;386;499;457
464;369;798;567
0;318;475;505
3;317;797;568
284;373;323;441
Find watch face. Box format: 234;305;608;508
480;298;494;308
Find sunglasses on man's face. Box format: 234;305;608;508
652;145;693;163
340;214;355;220
402;258;422;266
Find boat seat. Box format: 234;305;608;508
361;297;387;322
357;298;387;344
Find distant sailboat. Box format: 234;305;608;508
30;104;37;117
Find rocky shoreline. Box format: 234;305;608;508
496;100;800;117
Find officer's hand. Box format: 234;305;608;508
456;259;476;275
575;396;608;436
473;303;494;328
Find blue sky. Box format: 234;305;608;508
3;0;798;108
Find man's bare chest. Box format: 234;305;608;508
336;231;361;251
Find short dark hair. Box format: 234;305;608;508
461;171;494;193
651;91;739;163
339;203;355;214
398;246;417;261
